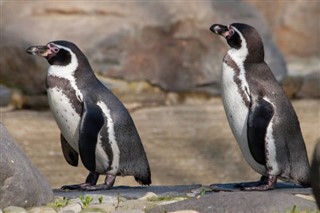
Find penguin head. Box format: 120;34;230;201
210;23;264;62
26;40;88;66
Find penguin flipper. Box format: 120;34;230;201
247;97;274;165
60;133;78;167
79;100;105;172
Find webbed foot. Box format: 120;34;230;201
238;175;277;191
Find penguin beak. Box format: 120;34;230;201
210;24;234;39
26;45;50;56
26;43;59;57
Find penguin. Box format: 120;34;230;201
209;23;310;190
26;40;151;190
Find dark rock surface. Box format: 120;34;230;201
2;1;287;97
0;122;54;209
148;191;317;213
311;140;320;208
54;184;201;199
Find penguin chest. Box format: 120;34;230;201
221;61;266;175
47;87;82;153
221;62;249;145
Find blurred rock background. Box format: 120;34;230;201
0;1;319;188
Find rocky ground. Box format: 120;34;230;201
0;184;318;213
0;97;319;212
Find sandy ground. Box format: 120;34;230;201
1;98;319;189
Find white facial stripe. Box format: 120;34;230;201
97;101;120;175
227;27;251;100
263;97;279;175
47;44;83;102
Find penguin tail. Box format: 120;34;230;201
289;165;311;188
298;176;311;188
134;168;152;186
135;176;151;186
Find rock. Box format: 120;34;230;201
58;203;82;213
0;85;12;107
148;191;318;213
169;211;199;213
297;72;320;99
0;122;54;209
100;1;287;91
53;185;202;200
280;75;303;99
2;206;27;213
1;1;287;100
114;210;143;213
28;206;57;213
80;208;107;213
23;95;50;110
311;140;320;208
67;198;83;207
138;192;158;201
0;35;46;96
246;1;320;58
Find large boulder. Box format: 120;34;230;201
246;1;320;58
1;1;287;99
0;122;54;208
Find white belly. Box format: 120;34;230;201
47;88;81;153
221;62;266;175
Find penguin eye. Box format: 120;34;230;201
52;47;59;53
229;29;235;37
48;43;60;53
224;29;235;39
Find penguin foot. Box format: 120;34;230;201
61;183;94;190
80;184;113;191
235;181;261;188
240;175;277;191
61;171;100;190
